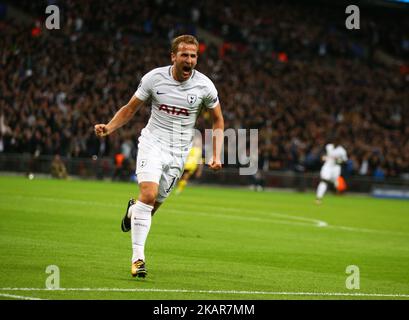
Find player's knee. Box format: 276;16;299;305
139;194;156;206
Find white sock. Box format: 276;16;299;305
131;201;153;263
316;181;328;199
127;203;133;218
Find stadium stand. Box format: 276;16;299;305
0;0;408;186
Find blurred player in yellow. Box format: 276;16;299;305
176;133;203;195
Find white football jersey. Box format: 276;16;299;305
323;144;348;167
134;66;218;151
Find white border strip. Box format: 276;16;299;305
1;288;408;298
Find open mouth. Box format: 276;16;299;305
182;66;192;76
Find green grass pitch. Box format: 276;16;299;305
0;175;409;300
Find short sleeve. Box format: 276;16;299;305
202;80;219;109
342;148;348;161
134;71;154;101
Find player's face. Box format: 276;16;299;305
171;43;198;82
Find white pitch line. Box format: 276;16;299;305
6;194;409;236
0;293;44;300
173;202;409;236
0;288;408;298
4;194;328;229
206;206;329;227
166;209;326;228
325;224;408;236
6;195;119;208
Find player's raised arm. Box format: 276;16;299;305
94;95;144;137
208;103;224;170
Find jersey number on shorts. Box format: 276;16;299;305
166;176;177;193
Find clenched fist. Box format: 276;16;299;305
94;124;110;137
208;157;222;171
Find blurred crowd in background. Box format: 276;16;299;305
0;0;408;179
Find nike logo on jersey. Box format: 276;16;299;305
159;104;190;116
156;91;166;95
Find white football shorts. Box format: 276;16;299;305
135;128;189;203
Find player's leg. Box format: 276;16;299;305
129;147;185;277
121;182;159;232
175;170;192;194
137;191;164;216
121;140;162;232
333;166;341;189
316;165;331;204
151;201;162;216
130;160;181;277
129;180;159;277
127;132;164;277
157;152;186;204
316;180;328;204
121;198;136;232
157;172;180;203
138;181;159;206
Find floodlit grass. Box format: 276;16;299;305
0;176;408;300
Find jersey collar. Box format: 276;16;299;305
169;65;195;83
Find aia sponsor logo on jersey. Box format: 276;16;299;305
159;104;189;116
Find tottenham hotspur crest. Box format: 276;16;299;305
187;94;197;105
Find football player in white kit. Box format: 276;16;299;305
94;35;224;277
315;138;348;205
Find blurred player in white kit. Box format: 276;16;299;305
315;137;348;205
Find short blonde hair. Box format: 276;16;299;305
171;35;199;54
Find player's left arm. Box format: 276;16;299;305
208;103;224;170
94;95;144;137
